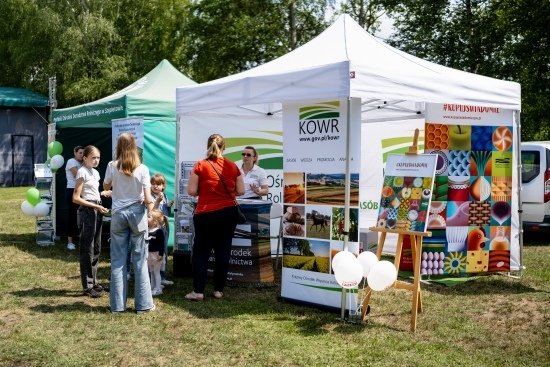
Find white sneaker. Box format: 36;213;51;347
161;279;174;285
67;243;76;250
151;289;162;296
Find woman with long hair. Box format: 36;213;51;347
185;134;245;301
103;133;155;314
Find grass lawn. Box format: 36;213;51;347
1;186;549;366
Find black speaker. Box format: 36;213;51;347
173;250;192;278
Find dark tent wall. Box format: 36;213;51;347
55;128;112;237
0;87;49;187
54;121;177;241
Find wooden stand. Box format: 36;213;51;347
360;228;431;332
361;128;432;332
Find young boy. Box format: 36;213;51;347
150;173;174;285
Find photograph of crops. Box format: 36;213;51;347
283;172;305;204
282;238;330;273
306;173;359;206
331;207;359;242
306;205;331;240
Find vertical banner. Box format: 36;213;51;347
280;98;361;310
424;103;516;275
111;117;144;158
177;112;282;284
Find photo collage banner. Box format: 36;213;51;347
424;103;514;275
280;98;362;310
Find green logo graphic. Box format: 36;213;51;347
225;131;283;169
299;101;340;120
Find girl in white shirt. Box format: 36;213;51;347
65;146;84;250
72;146;110;298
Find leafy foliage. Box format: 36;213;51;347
385;0;550;140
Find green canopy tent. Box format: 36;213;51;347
52;60;196;245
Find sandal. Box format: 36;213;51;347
213;291;223;299
185;291;204;301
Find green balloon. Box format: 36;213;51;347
45;159;51;167
51;168;58;173
26;188;41;206
47;141;63;157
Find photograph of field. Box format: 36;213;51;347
284;172;305;204
306;173;359;206
306;205;331;240
282;238;330;273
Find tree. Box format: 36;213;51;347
180;0;333;83
335;0;388;34
384;0;550;140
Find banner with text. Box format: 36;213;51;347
424;103;516;275
280;98;362;311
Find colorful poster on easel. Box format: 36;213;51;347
424;103;514;275
375;153;437;233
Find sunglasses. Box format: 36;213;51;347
241;153;254;157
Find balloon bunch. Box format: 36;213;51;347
332;250;397;291
21;188;51;217
46;141;65;173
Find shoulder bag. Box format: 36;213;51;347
206;160;246;224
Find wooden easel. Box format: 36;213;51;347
360;228;431;331
360;129;432;332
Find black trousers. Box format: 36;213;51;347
78;206;103;290
192;206;238;293
65;188;79;238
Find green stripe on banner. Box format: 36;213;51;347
291;282;358;293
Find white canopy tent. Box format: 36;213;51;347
176;15;523;274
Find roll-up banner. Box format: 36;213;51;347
280;98;362;310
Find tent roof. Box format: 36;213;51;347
176;14;520;114
0;87;48;108
54;59;196;127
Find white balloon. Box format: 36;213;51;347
34;201;51;216
357;251;379;278
367;260;397;291
50;155;65;169
21;201;35;216
331;250;356;273
333;256;363;289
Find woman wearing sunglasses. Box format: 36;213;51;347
238;146;269;199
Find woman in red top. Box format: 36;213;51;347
185;134;245;301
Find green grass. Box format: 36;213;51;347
1;186;549;366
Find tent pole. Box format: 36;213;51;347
515;110;524;277
340;97;353;321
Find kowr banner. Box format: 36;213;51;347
280;98;361;311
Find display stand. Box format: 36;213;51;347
361;129;434;332
360;228;431;331
34;164;55;246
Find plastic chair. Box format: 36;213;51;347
269;203;284;270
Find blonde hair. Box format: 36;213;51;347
115;133;140;176
151;173;166;189
149;209;168;230
206;134;225;160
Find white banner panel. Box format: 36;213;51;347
280;98;361;311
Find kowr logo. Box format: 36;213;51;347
299;101;340;135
